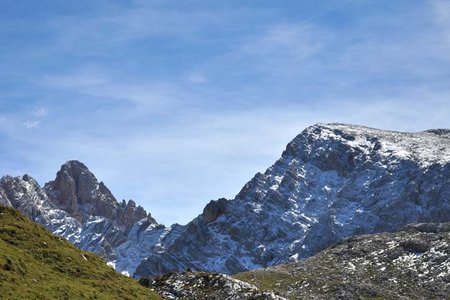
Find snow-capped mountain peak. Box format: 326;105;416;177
135;123;450;276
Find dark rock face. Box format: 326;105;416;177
45;160;117;222
235;222;450;299
136;123;450;277
115;199;150;231
43;161;155;233
203;198;227;224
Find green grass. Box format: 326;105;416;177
235;269;301;299
0;205;160;300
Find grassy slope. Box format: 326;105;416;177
0;205;159;300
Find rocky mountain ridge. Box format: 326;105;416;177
0;160;183;276
1;123;450;278
136;123;450;276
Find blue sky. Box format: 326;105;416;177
1;0;450;225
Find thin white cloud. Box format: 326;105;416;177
23;120;40;129
431;0;450;24
34;108;47;117
41;71;108;89
2;1;450;225
40;70;180;110
46;2;258;56
185;72;207;84
17;107;48;130
239;24;327;61
6;87;450;224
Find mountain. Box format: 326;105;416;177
235;222;450;299
135;123;450;276
0;160;184;276
2;123;450;279
0;205;160;299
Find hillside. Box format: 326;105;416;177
0;161;182;276
0;205;160;300
235;223;450;299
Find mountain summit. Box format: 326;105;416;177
45;160;150;229
0;160;182;276
135;123;450;276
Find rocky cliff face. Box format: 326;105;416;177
44;161;150;230
135;123;450;277
45;161;114;222
0;160;184;276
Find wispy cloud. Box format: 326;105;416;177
34;108;47;117
5;89;450;223
185;72;207;84
239;24;327;63
42;2;259;58
40;69;181;110
1;1;450;224
431;0;450;24
23;120;40;129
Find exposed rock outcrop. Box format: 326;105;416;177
140;271;286;300
44;160;149;230
235;222;450;299
203;198;227;224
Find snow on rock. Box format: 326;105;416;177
141;271;287;300
135;123;450;277
0;160;183;276
235;222;450;299
2;123;450;279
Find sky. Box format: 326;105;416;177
1;0;450;225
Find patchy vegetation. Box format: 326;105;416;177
235;223;450;299
140;270;286;299
0;205;160;300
